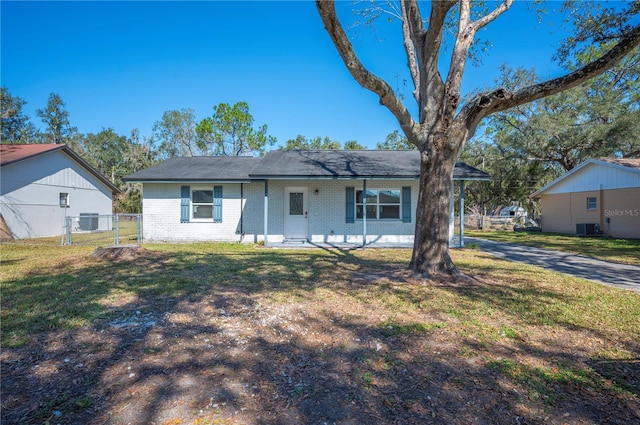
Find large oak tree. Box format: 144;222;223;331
316;0;640;277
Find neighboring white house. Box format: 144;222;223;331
123;150;490;246
530;158;640;239
0;144;120;240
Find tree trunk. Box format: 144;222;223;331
410;149;460;277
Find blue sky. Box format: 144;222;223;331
2;1;573;149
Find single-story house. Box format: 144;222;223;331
530;158;640;239
123;150;490;246
0;144;120;240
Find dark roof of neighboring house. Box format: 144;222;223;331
250;150;491;180
122;156;261;182
1;143;120;194
123;150;491;182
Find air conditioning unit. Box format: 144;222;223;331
79;213;99;231
576;223;599;236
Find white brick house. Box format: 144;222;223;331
123;150;490;246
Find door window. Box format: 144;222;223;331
289;192;304;215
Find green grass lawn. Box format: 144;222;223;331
2;241;638;348
466;230;640;266
1;242;639;424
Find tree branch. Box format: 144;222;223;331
444;0;514;129
420;0;455;81
624;149;640;158
471;0;514;31
460;23;640;131
417;0;455;122
316;0;416;136
400;1;421;103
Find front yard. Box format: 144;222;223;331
1;242;639;424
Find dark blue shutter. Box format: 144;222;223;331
180;186;190;223
402;186;411;223
345;187;355;223
213;185;223;223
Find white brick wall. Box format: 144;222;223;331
142;179;420;244
142;183;264;243
286;179;418;244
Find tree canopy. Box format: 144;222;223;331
376;130;415;150
152;108;198;159
196;102;275;156
36;93;78;145
486;49;639;173
1;87;39;144
282;135;346;150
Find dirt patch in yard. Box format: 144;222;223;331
90;245;154;262
2;247;639;424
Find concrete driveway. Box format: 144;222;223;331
467;237;640;293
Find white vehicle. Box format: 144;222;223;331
500;206;527;220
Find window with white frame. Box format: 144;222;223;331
181;185;222;223
356;189;401;219
586;197;597;210
192;189;213;219
59;192;69;208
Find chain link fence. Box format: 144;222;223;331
63;214;142;246
454;214;536;231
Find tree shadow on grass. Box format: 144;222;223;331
442;253;640;423
1;245;639;424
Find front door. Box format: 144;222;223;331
284;187;308;239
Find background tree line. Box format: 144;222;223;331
1;92;381;212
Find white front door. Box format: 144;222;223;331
284;187;308;239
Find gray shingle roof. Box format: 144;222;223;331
250;150;491;180
123;151;491;182
122;156;261;182
452;161;492;181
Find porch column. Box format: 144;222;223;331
459;180;465;248
263;180;269;247
362;179;367;247
449;179;455;246
239;183;244;242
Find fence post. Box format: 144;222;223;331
114;214;119;245
65;216;72;245
137;214;142;244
